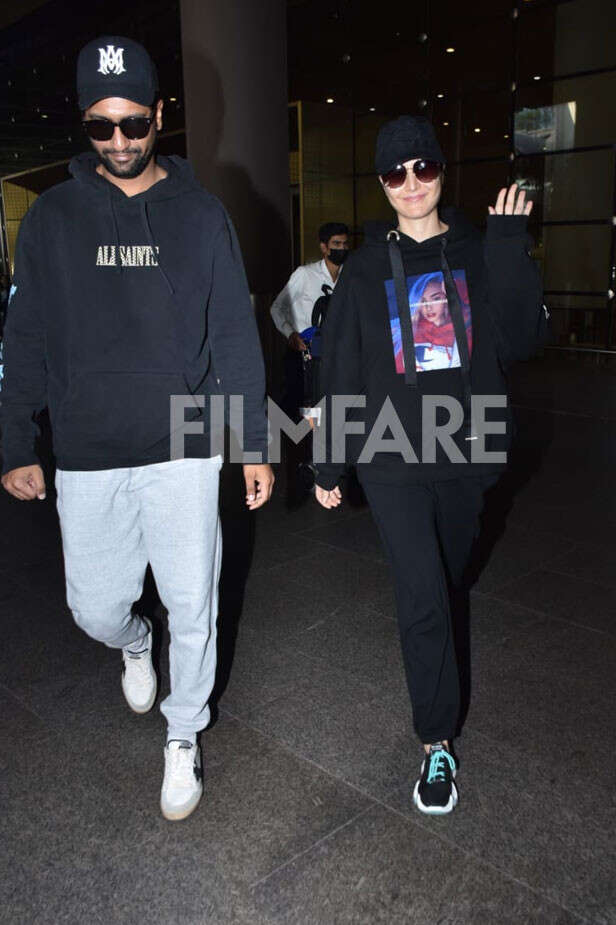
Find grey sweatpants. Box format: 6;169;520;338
55;457;223;741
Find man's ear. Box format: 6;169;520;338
319;241;328;257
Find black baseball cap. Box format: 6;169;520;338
77;36;159;111
375;115;445;175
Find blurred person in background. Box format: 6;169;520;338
271;221;349;419
271;222;349;502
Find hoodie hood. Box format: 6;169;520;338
67;153;199;293
68;152;199;202
362;206;480;251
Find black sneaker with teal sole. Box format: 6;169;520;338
413;743;458;815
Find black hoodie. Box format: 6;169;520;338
315;208;548;490
0;153;267;473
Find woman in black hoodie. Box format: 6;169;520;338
314;115;547;815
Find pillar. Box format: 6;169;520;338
179;0;291;298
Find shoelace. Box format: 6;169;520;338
426;747;456;784
167;746;196;787
124;650;151;682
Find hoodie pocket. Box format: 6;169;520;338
56;370;202;459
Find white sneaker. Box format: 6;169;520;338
161;740;203;821
121;617;157;714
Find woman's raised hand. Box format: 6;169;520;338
489;183;533;216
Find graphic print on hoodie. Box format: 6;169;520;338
385;269;473;374
314;208;549;491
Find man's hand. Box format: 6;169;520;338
489;184;533;217
315;484;342;509
243;463;275;510
288;332;307;352
1;464;46;501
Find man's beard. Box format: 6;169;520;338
97;136;156;179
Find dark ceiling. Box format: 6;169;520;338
0;0;565;178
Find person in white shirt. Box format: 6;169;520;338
271;222;350;354
270;222;349;503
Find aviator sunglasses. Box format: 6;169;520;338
82;115;155;141
380;159;442;189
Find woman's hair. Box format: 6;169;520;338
408;271;444;319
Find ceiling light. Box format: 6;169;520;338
504;133;509;138
437;93;444;99
533;75;541;80
443;121;449;126
326;97;334;104
169;97;177;101
474;127;481;133
41;114;48;119
369;107;376;112
446;47;455;53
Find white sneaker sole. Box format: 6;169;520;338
413;779;459;815
160;784;203;821
121;672;157;714
412;758;459;815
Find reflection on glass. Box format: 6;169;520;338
516;71;616;149
514;102;576;154
515;150;614;223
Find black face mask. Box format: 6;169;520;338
328;248;348;266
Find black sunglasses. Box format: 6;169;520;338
380;159;442;188
82;115;155;141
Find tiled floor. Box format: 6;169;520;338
1;355;614;924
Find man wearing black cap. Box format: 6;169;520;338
1;36;274;820
314;114;548;814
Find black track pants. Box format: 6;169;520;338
362;477;492;744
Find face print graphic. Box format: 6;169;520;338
385;269;472;374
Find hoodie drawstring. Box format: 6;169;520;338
106;193;175;295
387;230;417;387
140;201;175;296
440;236;473;435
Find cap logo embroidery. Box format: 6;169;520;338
98;45;126;76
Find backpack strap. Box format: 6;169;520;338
312;283;333;328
